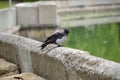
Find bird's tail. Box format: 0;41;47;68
41;43;48;49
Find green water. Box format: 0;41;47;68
64;23;120;63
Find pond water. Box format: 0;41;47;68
64;23;120;63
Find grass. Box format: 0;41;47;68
64;23;120;63
0;1;9;9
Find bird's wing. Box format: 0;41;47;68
44;32;65;43
57;32;65;39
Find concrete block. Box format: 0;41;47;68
37;1;58;25
0;8;16;31
31;52;67;80
16;1;58;27
14;36;39;72
0;73;46;80
0;35;19;64
16;3;39;27
0;9;9;31
17;47;33;72
0;58;19;77
0;33;41;73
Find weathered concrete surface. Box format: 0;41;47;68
0;33;120;80
37;1;57;25
0;8;16;31
31;47;120;80
0;73;46;80
16;1;58;27
0;58;19;77
55;0;120;8
0;35;19;64
18;28;56;41
16;3;38;27
0;33;32;72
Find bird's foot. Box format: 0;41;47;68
57;45;62;47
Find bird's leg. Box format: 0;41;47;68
57;44;62;47
54;43;62;47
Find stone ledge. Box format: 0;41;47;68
0;73;46;80
0;33;120;80
0;58;19;77
16;1;58;27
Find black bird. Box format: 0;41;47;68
41;29;70;49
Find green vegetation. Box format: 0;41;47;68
0;1;9;9
64;23;120;63
13;0;41;2
22;0;39;2
0;0;44;9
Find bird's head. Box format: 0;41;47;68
64;29;70;35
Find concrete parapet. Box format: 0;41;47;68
16;3;38;27
37;1;57;25
0;33;120;80
16;1;58;27
0;8;16;31
55;0;120;8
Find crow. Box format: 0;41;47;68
41;29;70;49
